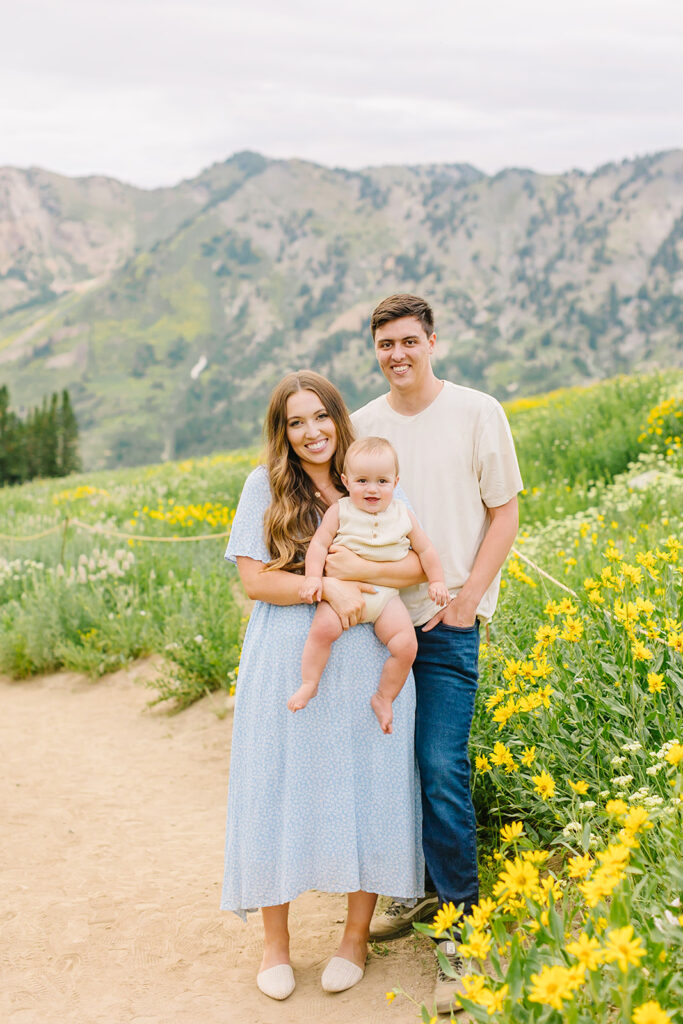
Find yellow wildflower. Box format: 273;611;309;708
491;742;516;772
532;770;556;800
603;924;646;972
665;742;683;766
534;623;559;647
558;598;578;615
528;963;582;1010
596;843;631;873
647;672;665;693
500;821;525;843
496;857;539;897
568;780;589;795
432;901;463;938
464;897;497;930
560;616;584;642
605;799;628;817
385;990;396;1004
620;563;643;585
460;974;487;1000
544;599;561;619
622;807;652;834
579;868;622;907
521;849;550;865
667;632;683;654
566;932;604;971
467;983;509;1014
567;853;593;878
632;1000;672;1024
458;929;492;961
632;640;654;662
521;745;536;766
475;754;492;773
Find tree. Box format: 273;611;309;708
0;386;81;486
58;390;81;475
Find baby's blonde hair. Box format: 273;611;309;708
343;436;399;476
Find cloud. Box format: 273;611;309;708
1;0;681;186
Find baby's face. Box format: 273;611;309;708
343;451;397;514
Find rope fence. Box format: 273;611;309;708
2;520;578;597
0;518;231;545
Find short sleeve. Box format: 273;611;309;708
225;465;272;565
393;482;414;514
475;403;524;508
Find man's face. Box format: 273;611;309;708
373;316;435;393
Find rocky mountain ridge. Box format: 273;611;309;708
0;149;681;468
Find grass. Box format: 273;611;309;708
2;368;682;1020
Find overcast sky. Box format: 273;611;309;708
2;0;682;189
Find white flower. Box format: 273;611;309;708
621;742;642;752
579;800;597;809
599;790;610;798
644;796;664;807
194;634;204;643
611;755;626;766
562;821;581;837
139;610;147;616
613;775;634;786
647;764;664;775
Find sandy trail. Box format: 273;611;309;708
1;661;435;1024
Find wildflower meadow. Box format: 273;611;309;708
2;370;682;1021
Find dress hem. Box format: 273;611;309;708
221;881;426;922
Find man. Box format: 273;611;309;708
337;294;522;1013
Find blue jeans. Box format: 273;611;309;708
413;620;480;916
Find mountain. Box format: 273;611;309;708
0;149;681;469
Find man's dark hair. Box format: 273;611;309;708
370;294;435;339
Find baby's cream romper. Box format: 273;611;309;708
334;496;412;623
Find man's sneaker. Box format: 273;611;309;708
433;939;478;1015
368;894;440;940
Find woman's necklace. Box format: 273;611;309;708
313;481;339;506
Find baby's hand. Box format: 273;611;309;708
429;581;450;607
300;576;323;603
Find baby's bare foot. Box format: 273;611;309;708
370;692;393;734
287;681;319;712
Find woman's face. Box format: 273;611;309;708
285;389;338;469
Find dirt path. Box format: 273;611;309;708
1;661;435;1024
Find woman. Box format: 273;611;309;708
222;371;424;1000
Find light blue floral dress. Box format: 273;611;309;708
221;466;424;919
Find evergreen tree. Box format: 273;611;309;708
0;386;81;486
59;390;81;475
0;385;25;484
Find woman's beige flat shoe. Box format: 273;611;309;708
321;956;365;992
256;963;295;1000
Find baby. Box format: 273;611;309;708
287;436;449;733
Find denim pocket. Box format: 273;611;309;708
438;621;479;634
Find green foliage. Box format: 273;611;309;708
0;385;81;485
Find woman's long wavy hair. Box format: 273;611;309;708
263;371;354;572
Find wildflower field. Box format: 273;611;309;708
2;370;683;1022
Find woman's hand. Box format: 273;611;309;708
321;577;376;630
324;544;370;581
325;545;425;589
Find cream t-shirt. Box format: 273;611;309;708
351;381;523;626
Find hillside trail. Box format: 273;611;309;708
1;660;438;1024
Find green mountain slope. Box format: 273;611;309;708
1;150;681;469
